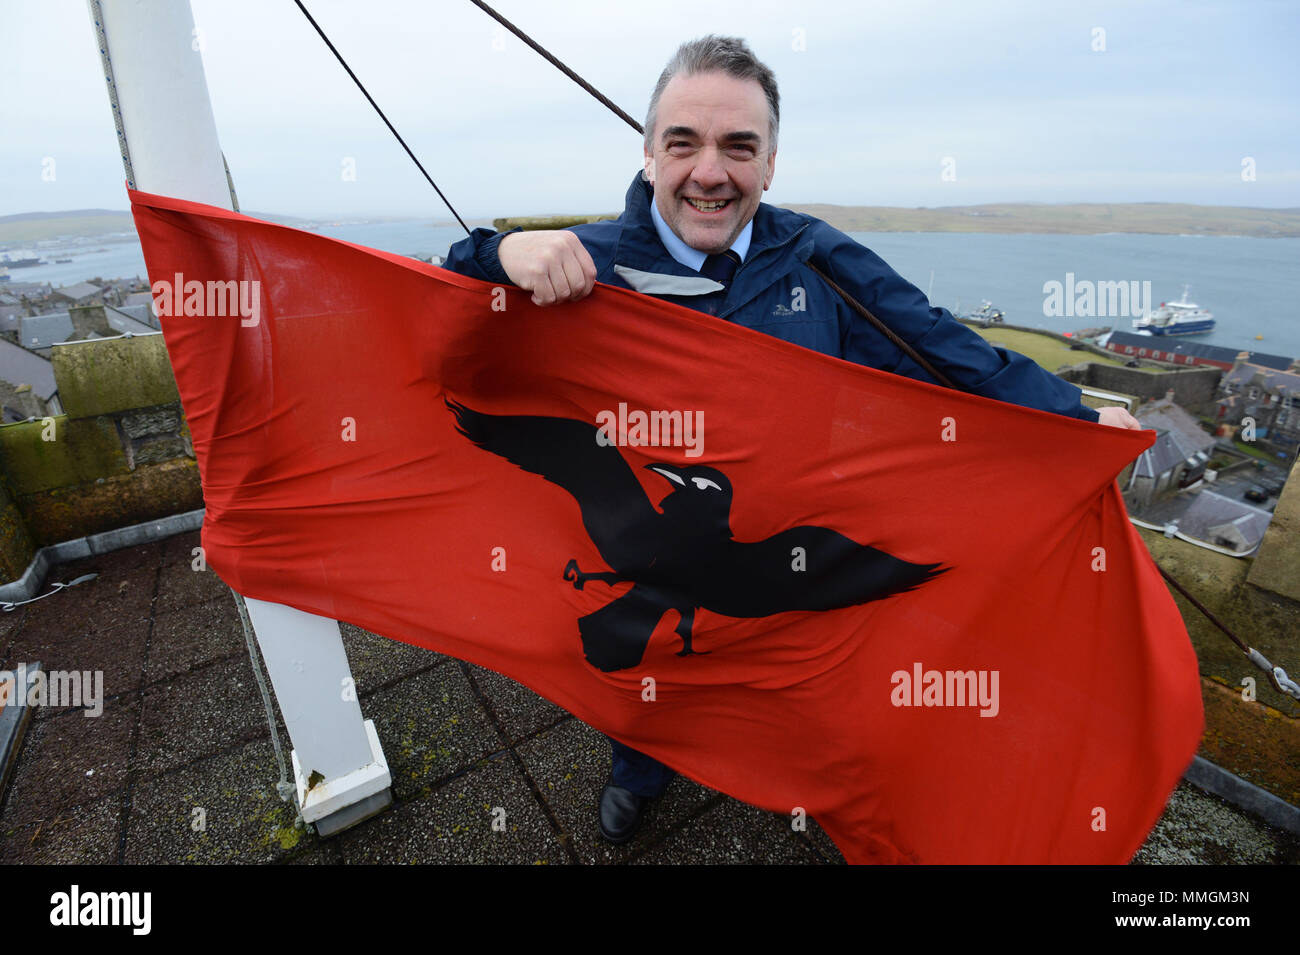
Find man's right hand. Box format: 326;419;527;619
498;230;598;306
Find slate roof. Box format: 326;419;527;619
0;337;56;401
1223;363;1300;397
1138;399;1216;453
105;304;158;336
3;282;52;299
1175;491;1273;553
1106;331;1294;371
1134;431;1197;480
106;307;159;337
1133;399;1215;479
20;312;73;350
52;282;103;303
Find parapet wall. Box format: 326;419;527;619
1059;363;1223;409
0;335;201;580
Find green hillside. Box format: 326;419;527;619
778;202;1300;237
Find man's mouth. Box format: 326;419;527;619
685;198;731;213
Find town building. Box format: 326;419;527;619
1126;393;1218;508
1215;362;1300;452
1103;330;1295;373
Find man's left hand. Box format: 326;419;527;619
1097;407;1142;430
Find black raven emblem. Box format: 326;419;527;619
447;398;946;671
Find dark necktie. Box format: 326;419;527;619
699;249;742;287
697;249;741;315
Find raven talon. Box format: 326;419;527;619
563;559;585;590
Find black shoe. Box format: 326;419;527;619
598;781;650;844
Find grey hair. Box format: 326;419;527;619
643;35;780;154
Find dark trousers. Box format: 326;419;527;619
609;736;675;798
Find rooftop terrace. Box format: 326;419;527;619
1;527;1297;865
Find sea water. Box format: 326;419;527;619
9;225;1298;358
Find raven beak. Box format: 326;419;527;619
646;464;686;486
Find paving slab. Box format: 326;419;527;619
16;542;159;638
135;654;274;778
155;530;232;613
0;694;138;832
144;596;245;682
515;716;719;864
283;841;344;864
125;737;317;864
0;789;123;864
632;796;824;864
365;663;503;801
465;662;568;743
802;817;848;864
1133;780;1300;864
0;605;26;649
4;618;148;716
337;753;568;864
341;622;446;693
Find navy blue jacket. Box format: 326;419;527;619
442;171;1099;423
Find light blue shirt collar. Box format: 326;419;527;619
649;198;751;272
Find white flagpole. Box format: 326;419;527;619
87;0;391;835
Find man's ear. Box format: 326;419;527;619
643;146;655;185
763;148;777;191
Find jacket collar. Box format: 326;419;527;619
618;172;808;269
612;171;813;317
649;199;752;270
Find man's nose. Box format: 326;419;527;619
691;147;728;189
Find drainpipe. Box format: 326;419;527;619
87;0;391;835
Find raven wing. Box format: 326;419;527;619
703;525;946;618
445;397;659;572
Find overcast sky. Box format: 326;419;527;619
3;0;1298;219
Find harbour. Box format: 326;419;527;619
4;226;1298;360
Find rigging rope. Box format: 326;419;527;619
468;0;645;135
1157;565;1299;700
232;587;302;812
292;0;471;236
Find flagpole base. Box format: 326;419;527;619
312;788;394;838
291;718;392;837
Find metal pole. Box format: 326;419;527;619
88;0;390;834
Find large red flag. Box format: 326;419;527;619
129;189;1202;864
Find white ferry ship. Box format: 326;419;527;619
1133;286;1215;336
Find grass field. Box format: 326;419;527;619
971;326;1127;372
1233;439;1276;462
0;213;136;244
780;202;1300;238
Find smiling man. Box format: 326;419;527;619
645;67;774;256
440;34;1140;846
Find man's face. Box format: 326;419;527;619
643;71;776;255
